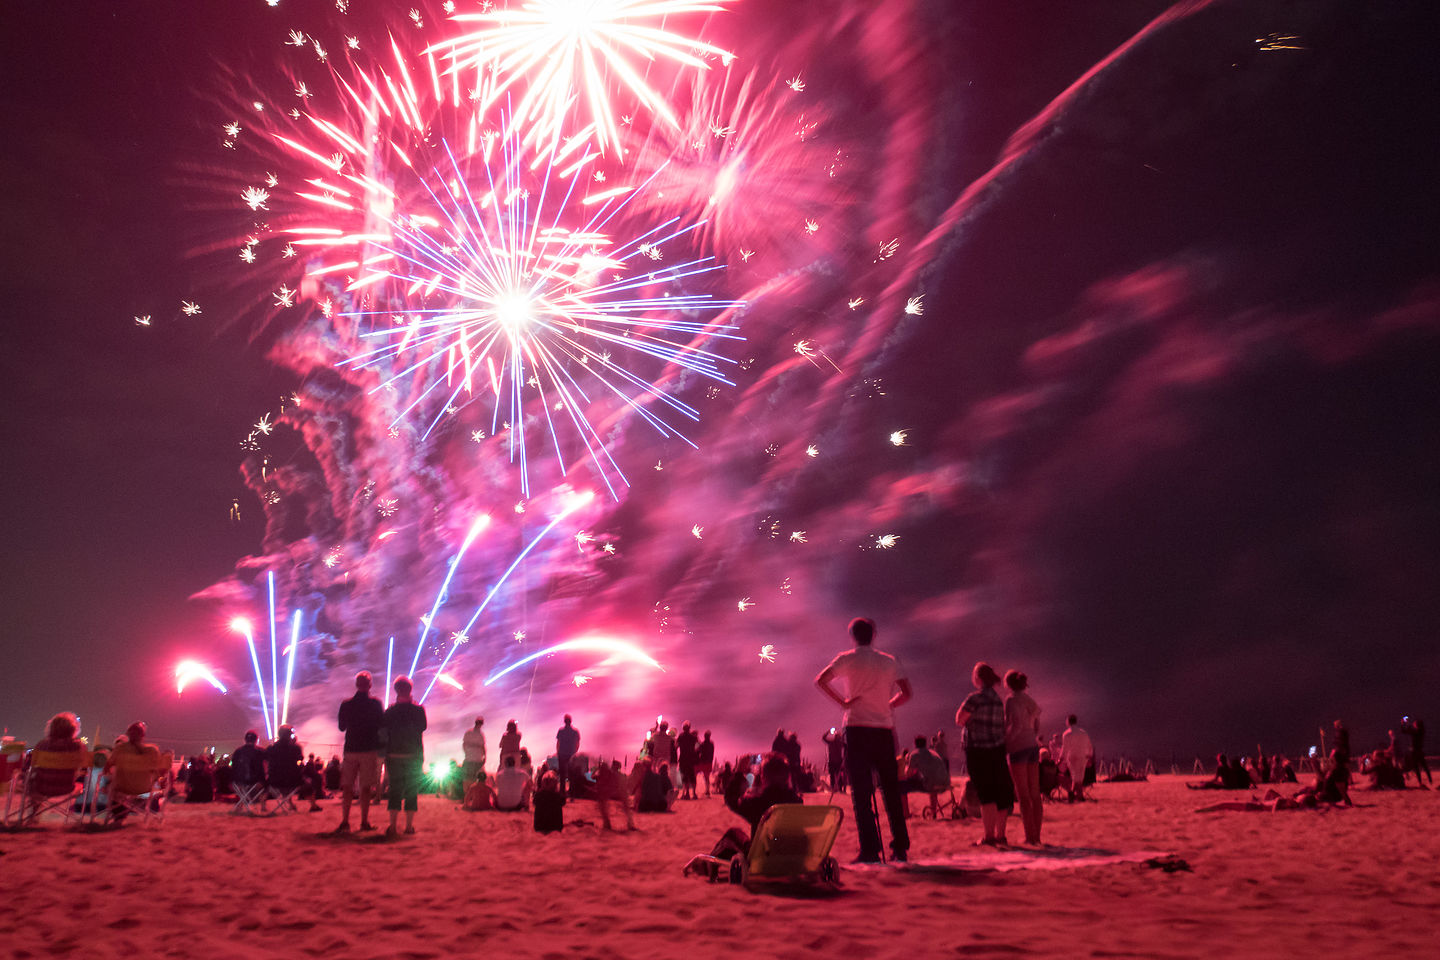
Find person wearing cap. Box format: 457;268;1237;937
333;670;384;834
462;716;487;788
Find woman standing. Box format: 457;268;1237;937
1003;670;1043;846
956;662;1014;847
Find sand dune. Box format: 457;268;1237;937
2;775;1436;959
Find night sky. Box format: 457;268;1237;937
3;0;1436;764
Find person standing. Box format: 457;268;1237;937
381;676;427;837
649;721;677;787
498;720;523;772
1402;717;1431;787
1002;669;1043;845
676;721;700;800
555;714;581;797
1061;715;1094;802
333;670;384;833
822;727;846;793
815;616;912;863
957;662;1014;846
696;730;716;798
461;716;487;788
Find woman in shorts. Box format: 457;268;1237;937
1003;669;1043;845
956;662;1015;847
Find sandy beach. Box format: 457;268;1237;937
3;774;1436;959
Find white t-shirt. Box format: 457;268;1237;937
1062;726;1093;768
462;728;486;765
494;766;529;808
820;646;906;729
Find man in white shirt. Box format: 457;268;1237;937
462;716;486;787
493;755;533;811
815;617;912;862
1061;715;1094;802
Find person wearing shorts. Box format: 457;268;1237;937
957;662;1015;847
381;676;427;837
333;671;384;834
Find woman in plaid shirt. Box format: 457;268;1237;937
956;662;1015;847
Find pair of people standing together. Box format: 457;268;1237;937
333;671;428;838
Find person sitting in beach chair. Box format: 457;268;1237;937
685;752;806;881
4;712;90;829
230;730;268;815
104;722;172;826
1038;748;1062;800
264;725;311;813
493;754;533;812
900;735;956;818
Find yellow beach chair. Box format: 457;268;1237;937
104;750;173;827
729;804;844;888
3;748;92;829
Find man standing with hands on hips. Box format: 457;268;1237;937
815;617;912;863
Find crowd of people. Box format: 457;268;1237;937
9;619;1431;865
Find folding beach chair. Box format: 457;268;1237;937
231;780;269;816
268;783;302;814
729;804;844;889
919;781;965;820
104;750;173;827
2;748;92;829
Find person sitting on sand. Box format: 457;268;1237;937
494;755;533;812
533;770;565;833
1275;755;1298;783
1367;749;1406;790
593;759;636;831
464;771;497;811
636;761;676;812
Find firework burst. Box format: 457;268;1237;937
428;0;734;157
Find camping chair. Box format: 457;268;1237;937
231;779;269;816
267;782;302;814
104;750;173;827
919;780;964;820
731;804;844;888
3;748;92;829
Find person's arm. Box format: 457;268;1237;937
338;700;348;732
815;663;854;709
890;677;912;710
724;758;751;815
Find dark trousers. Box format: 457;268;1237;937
844;726;909;858
557;754;574;796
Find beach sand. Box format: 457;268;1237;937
2;774;1436;959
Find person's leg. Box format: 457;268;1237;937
1024;762;1043;843
557;756;570;797
844;727;882;859
871;733;909;858
980;803;999;841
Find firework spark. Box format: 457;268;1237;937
483;636;664;686
175;660;228;695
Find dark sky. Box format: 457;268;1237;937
2;0;1436;762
